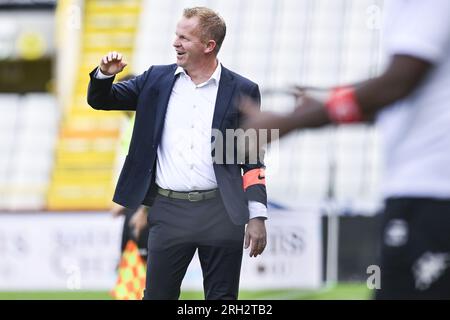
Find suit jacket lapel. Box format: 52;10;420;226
153;65;179;143
212;66;235;130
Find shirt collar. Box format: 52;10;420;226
175;60;222;86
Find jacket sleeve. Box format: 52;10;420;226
87;66;151;110
239;84;267;207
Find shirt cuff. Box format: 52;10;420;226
95;68;114;79
248;201;268;220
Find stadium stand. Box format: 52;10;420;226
0;94;58;210
47;0;142;210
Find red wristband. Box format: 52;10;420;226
325;87;362;123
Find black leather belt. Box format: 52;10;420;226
157;187;218;202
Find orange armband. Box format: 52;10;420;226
243;168;266;190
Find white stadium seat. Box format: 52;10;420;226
0;93;59;210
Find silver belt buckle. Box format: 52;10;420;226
187;191;202;202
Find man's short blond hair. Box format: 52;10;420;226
183;7;226;54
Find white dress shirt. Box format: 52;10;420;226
96;64;268;219
156;65;220;192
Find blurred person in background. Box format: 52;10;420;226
111;203;149;259
87;7;267;300
241;0;450;299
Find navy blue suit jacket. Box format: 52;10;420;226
87;64;267;225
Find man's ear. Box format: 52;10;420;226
205;40;217;54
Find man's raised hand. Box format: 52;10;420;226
99;51;127;76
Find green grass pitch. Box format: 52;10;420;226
0;283;372;300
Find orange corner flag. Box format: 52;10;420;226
111;240;146;300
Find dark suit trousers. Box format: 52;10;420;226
143;193;245;300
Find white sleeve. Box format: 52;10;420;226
384;0;450;63
95;68;114;79
248;201;268;220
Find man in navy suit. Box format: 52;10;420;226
87;7;267;300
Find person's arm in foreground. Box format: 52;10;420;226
241;55;432;138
